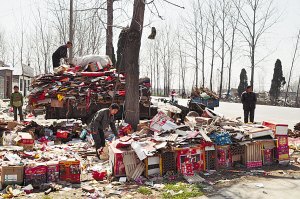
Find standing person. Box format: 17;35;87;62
90;103;120;159
52;42;72;68
171;89;176;102
241;86;257;123
10;86;24;121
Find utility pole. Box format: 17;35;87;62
106;0;113;59
69;0;73;63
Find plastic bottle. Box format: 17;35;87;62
80;129;87;139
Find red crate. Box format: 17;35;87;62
59;160;80;183
25;164;47;188
57;130;69;138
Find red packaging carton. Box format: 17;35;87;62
109;143;131;177
59;159;80;183
57;130;69;138
262;121;288;136
176;147;204;174
46;161;59;183
25;164;47;188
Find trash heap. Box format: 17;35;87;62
288;122;300;138
27;57;153;122
103;110;290;185
191;87;219;100
0;100;294;197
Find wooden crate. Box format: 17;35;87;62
243;141;262;168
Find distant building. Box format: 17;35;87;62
13;64;35;97
0;61;13;99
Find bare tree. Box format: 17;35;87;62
235;0;278;89
207;1;218;91
216;0;230;99
284;30;300;106
0;28;7;62
124;0;145;130
225;0;240;99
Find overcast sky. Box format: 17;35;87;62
0;0;299;92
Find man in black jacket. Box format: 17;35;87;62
52;42;72;68
90;103;120;159
241;86;257;123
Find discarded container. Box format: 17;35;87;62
59;159;80;183
25;164;47;188
57;130;69;138
46;161;59;183
80;129;87;139
1;165;24;186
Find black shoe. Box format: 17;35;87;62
96;149;100;160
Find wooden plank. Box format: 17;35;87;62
199;129;212;142
122;151;138;178
128;162;145;181
183;175;205;183
166;134;178;142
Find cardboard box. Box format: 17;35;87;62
109;145;131;177
217;145;232;169
25;164;47;187
243;142;262;168
46;161;59;183
19;143;34;151
7;122;19;130
262;121;288;136
275;135;289;163
176;147;204;174
1;165;24;186
15;132;34;151
57;130;69;138
89;62;103;72
59;159;80;183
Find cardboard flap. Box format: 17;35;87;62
51;99;63;107
263;141;276;149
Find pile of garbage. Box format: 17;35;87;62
191;87;219;100
288;122;300;138
27;55;152;121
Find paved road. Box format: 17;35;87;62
199;177;300;199
152;97;300;129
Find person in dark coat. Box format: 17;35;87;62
90;103;120;159
52;42;72;68
241;86;257;123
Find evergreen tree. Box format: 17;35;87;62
116;27;129;72
269;59;286;104
238;68;248;97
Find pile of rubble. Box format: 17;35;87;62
191;87;219;100
288;122;300;138
27;58;152;121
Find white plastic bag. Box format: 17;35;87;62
73;55;112;67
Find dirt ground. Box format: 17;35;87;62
13;162;300;199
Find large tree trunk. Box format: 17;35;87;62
124;0;145;130
106;0;113;59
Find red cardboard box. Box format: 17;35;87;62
176;147;204;174
109;143;131;177
262;121;288;135
59;159;80;183
46;161;59;183
57;130;69;138
275;135;289;163
25;164;47;188
217;145;231;169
